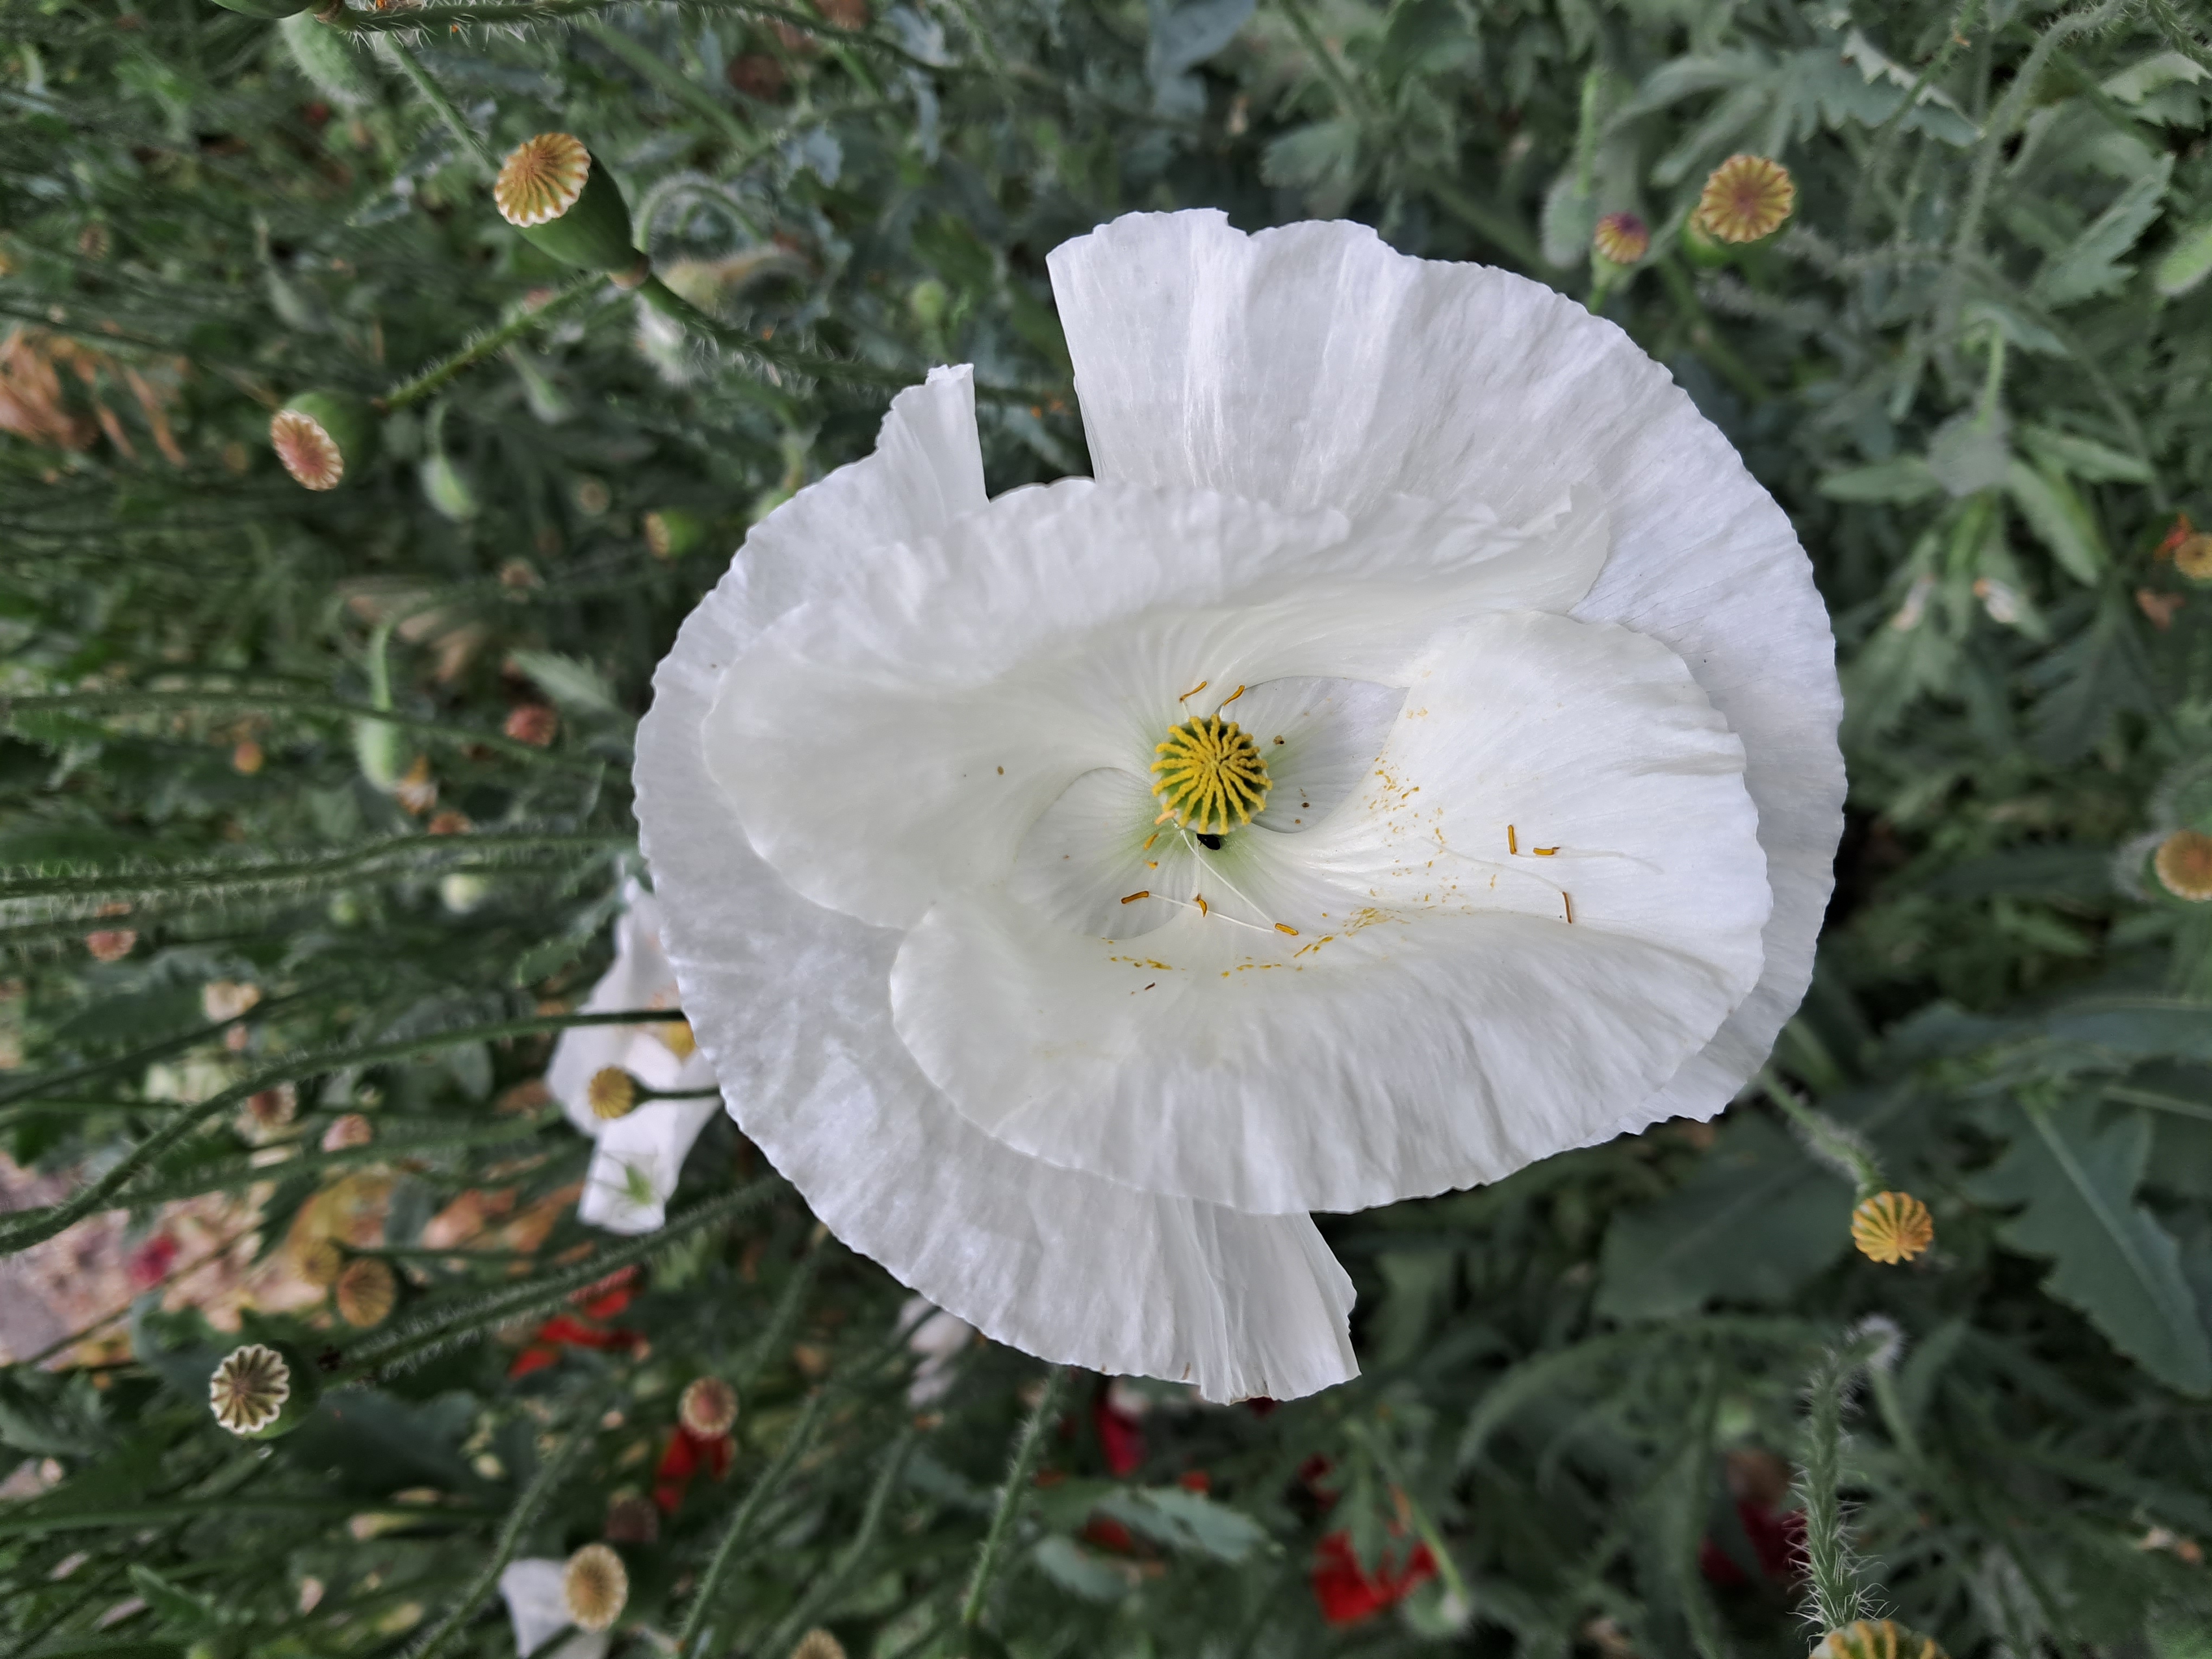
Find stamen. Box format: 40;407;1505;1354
1533;846;1558;856
1564;891;1574;924
1214;683;1246;713
1507;825;1517;854
1142;832;1159;851
1274;923;1299;936
1176;679;1210;702
1194;895;1209;917
1121;891;1150;905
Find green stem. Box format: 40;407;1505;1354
961;1364;1071;1629
0;1009;687;1256
380;273;606;411
1410;167;1542;268
1763;1072;1885;1200
343;1179;779;1380
676;1388;833;1657
738;1226;829;1385
0;983;331;1110
381;37;501;172
1654;257;1769;404
403;1377;620;1659
1;689;606;772
756;1430;916;1658
108;1113;564;1211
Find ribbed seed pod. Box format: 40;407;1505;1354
561;1545;628;1633
2154;829;2212;901
335;1256;398;1328
208;1343;319;1439
493;136;646;283
1812;1621;1947;1659
644;509;704;560
1850;1190;1934;1264
588;1068;638;1121
679;1375;738;1439
1696;155;1796;244
298;1237;346;1289
271;391;376;490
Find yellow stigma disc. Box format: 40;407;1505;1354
1150;715;1270;835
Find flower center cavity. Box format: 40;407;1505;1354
1150;710;1270;835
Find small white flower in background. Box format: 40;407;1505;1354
546;885;718;1233
496;1558;607;1659
897;1295;975;1406
635;210;1844;1402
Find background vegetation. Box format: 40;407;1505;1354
4;0;2212;1655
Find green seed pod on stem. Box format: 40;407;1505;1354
494;135;648;286
271;390;377;490
208;1342;320;1440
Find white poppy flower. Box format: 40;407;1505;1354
497;1560;607;1659
635;211;1843;1403
545;885;719;1233
897;1295;976;1406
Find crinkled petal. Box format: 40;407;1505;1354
499;1561;607;1659
1048;211;1844;1136
892;611;1770;1213
710;478;1607;930
579;1097;720;1234
635;370;1356;1401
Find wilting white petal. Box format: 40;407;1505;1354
636;369;1356;1401
579;1097;721;1234
546;886;713;1141
498;1561;607;1659
1047;211;1844;1138
891;612;1769;1214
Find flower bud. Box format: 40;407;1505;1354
419;446;481;523
352;717;408;792
1849;1190;1933;1264
679;1375;739;1439
561;1545;628;1634
272;391;377;491
588;1067;638;1121
335;1256;398;1328
1812;1621;1947;1659
209;1342;319;1439
644;508;704;560
494;136;647;285
440;873;492;914
1591;213;1649;266
279;11;377;109
2155;829;2212;902
1696;155;1795;245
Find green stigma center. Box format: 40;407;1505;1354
1150;715;1270;835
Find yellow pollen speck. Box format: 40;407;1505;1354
1150;714;1270;834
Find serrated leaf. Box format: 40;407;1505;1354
127;1566;221;1634
1031;1535;1133;1602
1965;1101;2212;1396
1095;1486;1269;1562
2007;459;2105;584
2022;425;2153;483
2155;218;2212;298
1594;1111;1853;1321
504;648;626;721
2031;157;2174;307
2027;594;2152;764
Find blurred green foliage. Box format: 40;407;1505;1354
4;0;2212;1656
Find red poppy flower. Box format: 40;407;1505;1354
1310;1531;1436;1626
653;1423;735;1513
508;1268;644;1378
1092;1392;1146;1477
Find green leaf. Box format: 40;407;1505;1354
2031;157;2175;307
2023;425;2153;483
504;648;626;721
2007;459;2106;584
2156;218;2212;298
1594;1111;1854;1321
126;1566;222;1635
1966;1102;2212;1396
1094;1486;1269;1563
1819;456;1941;504
1030;1535;1132;1603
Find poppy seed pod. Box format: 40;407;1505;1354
494;136;647;285
208;1342;320;1439
679;1375;739;1438
645;508;705;560
560;1545;627;1633
335;1256;398;1328
271;391;377;491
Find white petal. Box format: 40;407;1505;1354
545;886;713;1137
710;478;1609;931
578;1097;719;1234
633;384;1358;1402
891;612;1771;1214
1233;677;1405;833
499;1561;605;1659
1048;211;1844;1134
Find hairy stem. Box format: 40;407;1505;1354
962;1364;1072;1629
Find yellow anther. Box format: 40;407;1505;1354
1533;846;1558;856
1176;679;1210;702
1120;891;1149;905
1507;824;1517;854
1274;923;1299;936
1150;715;1270;835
